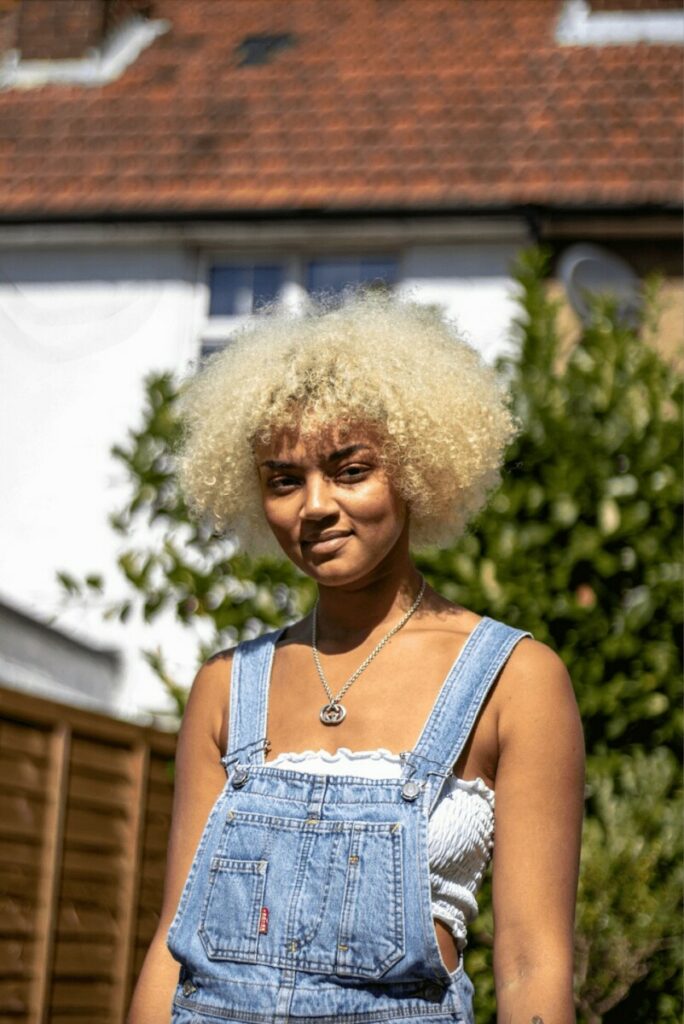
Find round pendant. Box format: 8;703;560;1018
319;702;346;726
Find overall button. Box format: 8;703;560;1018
182;979;197;996
401;779;421;801
231;767;249;788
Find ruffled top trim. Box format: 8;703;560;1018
266;746;495;802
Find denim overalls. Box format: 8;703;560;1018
166;615;532;1023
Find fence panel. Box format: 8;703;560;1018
0;685;177;1024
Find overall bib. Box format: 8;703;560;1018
166;615;532;1023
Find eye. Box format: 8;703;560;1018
337;463;371;482
266;474;300;491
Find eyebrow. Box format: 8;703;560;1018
328;443;372;462
259;444;372;470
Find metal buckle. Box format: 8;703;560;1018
231;766;249;788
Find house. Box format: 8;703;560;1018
0;593;124;715
0;0;681;719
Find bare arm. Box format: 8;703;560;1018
492;639;585;1024
126;651;233;1024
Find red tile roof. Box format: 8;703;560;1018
0;0;681;218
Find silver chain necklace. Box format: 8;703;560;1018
312;576;427;726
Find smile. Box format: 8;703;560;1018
302;532;352;554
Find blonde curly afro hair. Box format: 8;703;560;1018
173;289;521;555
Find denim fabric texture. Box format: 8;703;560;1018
166;615;532;1023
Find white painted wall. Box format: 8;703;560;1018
398;242;523;364
0;236;523;723
0;245;204;724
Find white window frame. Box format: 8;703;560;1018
197;250;301;356
197;248;403;356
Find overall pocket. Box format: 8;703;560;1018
198;856;267;960
196;810;405;980
335;822;405;978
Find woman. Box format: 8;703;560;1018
128;291;585;1024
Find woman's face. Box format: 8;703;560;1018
254;422;409;586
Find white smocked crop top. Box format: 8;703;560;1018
266;747;495;953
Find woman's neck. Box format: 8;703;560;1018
313;563;425;649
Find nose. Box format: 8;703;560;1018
299;473;338;521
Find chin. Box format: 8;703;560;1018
300;560;362;585
301;552;391;588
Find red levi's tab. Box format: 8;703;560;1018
259;907;269;934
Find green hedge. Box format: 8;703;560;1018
416;248;682;1021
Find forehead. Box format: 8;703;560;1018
254;421;384;463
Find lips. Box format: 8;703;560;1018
303;530;350;544
302;531;352;553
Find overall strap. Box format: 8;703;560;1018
403;616;533;813
222;627;284;771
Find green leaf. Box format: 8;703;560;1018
56;571;81;595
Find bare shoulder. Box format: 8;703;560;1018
494;634;583;747
183;647;235;756
191;646;235;694
502;633;571;684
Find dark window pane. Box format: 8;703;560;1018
208;266;250;316
306;260;353;295
200;339;225;360
306;258;397;296
209;264;283;316
358;259;398;287
235;33;296;67
252;265;283;309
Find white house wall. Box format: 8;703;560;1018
0;237;524;722
399;242;523;364
0;245;202;724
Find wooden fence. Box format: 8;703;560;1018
0;685;177;1024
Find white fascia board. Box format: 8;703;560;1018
0;217;532;250
0;16;171;90
556;0;684;45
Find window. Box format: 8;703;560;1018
235;33;297;67
208;264;283;316
200;262;285;358
306;257;398;297
199;253;399;359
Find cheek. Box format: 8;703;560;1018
261;498;292;534
353;484;406;535
261;495;304;550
